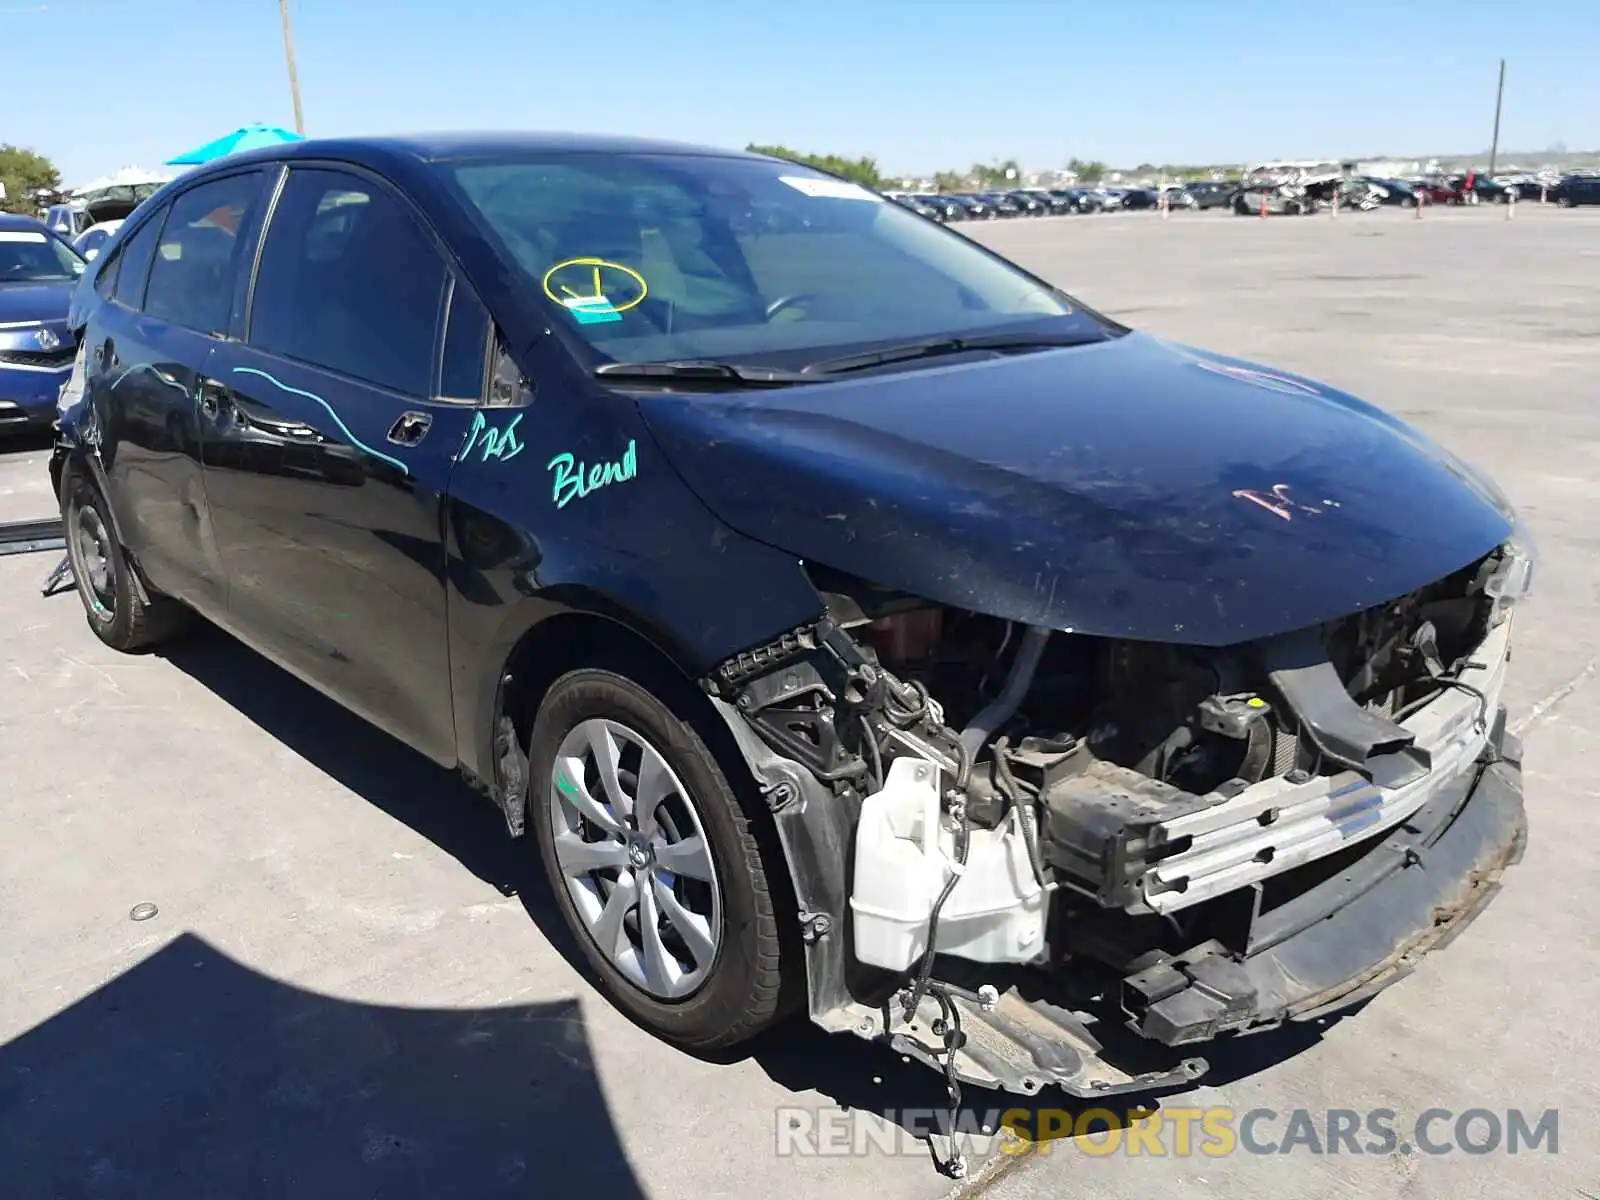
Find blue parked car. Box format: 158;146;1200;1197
0;213;85;436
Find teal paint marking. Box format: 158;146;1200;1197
230;367;410;475
548;439;638;510
456;411;525;463
107;362;188;396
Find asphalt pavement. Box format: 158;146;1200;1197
2;203;1596;1199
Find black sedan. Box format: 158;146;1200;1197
1061;187;1108;213
1369;177;1422;207
974;191;1023;217
1005;191;1053;216
913;194;967;221
1183;181;1234;210
1551;173;1600;206
946;193;997;219
887;193;943;220
53;133;1531;1113
1028;190;1077;215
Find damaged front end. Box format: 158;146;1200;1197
704;537;1533;1101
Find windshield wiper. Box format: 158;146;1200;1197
594;359;812;387
800;330;1108;376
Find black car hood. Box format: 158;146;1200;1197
637;333;1515;646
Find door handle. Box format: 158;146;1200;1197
196;378;227;420
387;411;432;446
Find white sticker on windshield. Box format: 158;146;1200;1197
0;230;49;243
778;176;883;202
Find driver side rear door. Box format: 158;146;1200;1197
199;164;487;762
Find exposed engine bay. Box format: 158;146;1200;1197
706;537;1532;1112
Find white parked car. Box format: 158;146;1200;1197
72;219;123;261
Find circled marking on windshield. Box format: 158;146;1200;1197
541;258;648;313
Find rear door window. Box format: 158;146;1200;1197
143;171;267;337
438;279;490;402
248;168;447;397
110;213;165;310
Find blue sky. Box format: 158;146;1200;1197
7;0;1597;184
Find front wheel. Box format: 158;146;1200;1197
528;666;789;1050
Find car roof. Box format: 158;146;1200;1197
176;131;767;179
0;212;52;234
143;133;811;215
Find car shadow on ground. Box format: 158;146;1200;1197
146;619;1343;1165
0;933;643;1200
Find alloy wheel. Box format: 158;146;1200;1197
72;503;115;620
548;718;723;1000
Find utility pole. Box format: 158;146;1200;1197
280;0;305;135
1487;58;1505;177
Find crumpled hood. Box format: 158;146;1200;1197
637;332;1515;646
0;281;74;329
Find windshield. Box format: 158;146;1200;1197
0;229;85;284
431;151;1110;367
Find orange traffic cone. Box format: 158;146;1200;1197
1259;194;1268;219
1414;195;1423;219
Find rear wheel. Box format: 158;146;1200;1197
62;473;188;651
527;665;788;1050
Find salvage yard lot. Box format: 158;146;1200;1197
2;205;1597;1200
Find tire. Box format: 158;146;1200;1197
1234;197;1251;215
528;664;789;1050
62;472;189;651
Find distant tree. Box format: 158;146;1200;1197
933;169;967;192
1068;158;1107;184
0;144;60;213
966;158;1022;188
746;144;884;189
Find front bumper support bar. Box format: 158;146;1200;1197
1123;718;1525;1044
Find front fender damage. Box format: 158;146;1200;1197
704;690;1209;1101
703;542;1529;1108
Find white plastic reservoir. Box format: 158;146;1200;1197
850;756;1046;971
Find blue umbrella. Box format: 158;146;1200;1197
166;123;304;166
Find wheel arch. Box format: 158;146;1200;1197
478;591;741;835
53;443;156;606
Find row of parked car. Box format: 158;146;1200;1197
889;170;1600;221
885;186;1167;221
